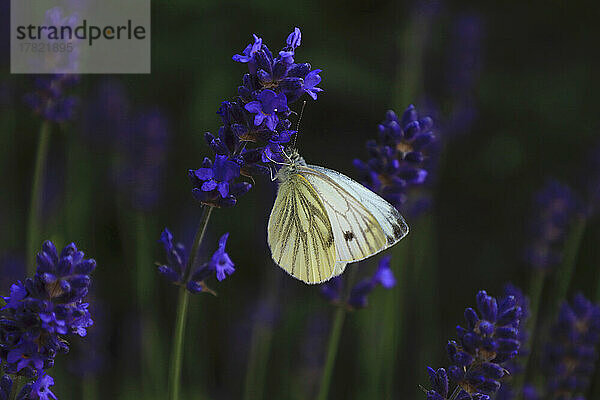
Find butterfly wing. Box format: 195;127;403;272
267;172;337;284
300;164;409;264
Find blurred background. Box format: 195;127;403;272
1;0;599;399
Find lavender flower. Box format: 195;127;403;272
80;79;130;146
24;75;79;122
425;289;522;399
189;27;323;208
320;256;396;309
115;109;170;211
446;13;484;138
22;8;80;122
0;240;95;395
525;180;580;271
157;229;236;294
542;293;600;398
353;105;436;212
494;284;530;400
28;373;57;400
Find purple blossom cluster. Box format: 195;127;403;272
0;241;96;399
320;256;396;309
23;75;79;123
540;293;600;398
494;284;531;400
425;290;522;399
157;229;236;294
189;27;323;207
353;106;436;213
525;180;580;271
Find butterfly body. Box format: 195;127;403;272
268;152;408;284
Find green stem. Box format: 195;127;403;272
167;205;213;400
82;377;99;400
514;269;546;397
135;211;165;395
554;217;587;306
316;266;358;400
412;215;439;399
10;376;23;400
243;322;274;400
168;288;190;400
26;121;51;275
316;304;346;400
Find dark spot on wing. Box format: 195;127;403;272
392;223;404;240
344;231;355;241
386;235;395;245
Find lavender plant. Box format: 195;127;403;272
424;290;522;399
24;8;80;276
0;240;96;399
161;27;323;400
539;293;600;399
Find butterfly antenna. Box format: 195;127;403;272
264;153;289;166
292;101;307;150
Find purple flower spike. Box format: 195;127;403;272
0;241;96;385
426;289;523;399
191;27;324;207
354;105;436;215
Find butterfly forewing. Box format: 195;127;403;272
267;172;337;283
301;165;409;261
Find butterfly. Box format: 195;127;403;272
267;151;409;284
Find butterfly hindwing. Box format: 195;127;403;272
301;165;408;262
267;173;337;283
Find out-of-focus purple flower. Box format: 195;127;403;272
542;293;600;398
354;106;436;213
157;229;236;294
22;8;80;121
192;27;324;207
320;257;396;310
320;277;343;303
0;240;96;390
67;299;106;377
81;79;130;146
425;289;522;399
446;13;484;138
24;75;79;122
114;109;170;211
525;180;581;271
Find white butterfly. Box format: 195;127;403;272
267;151;409;284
